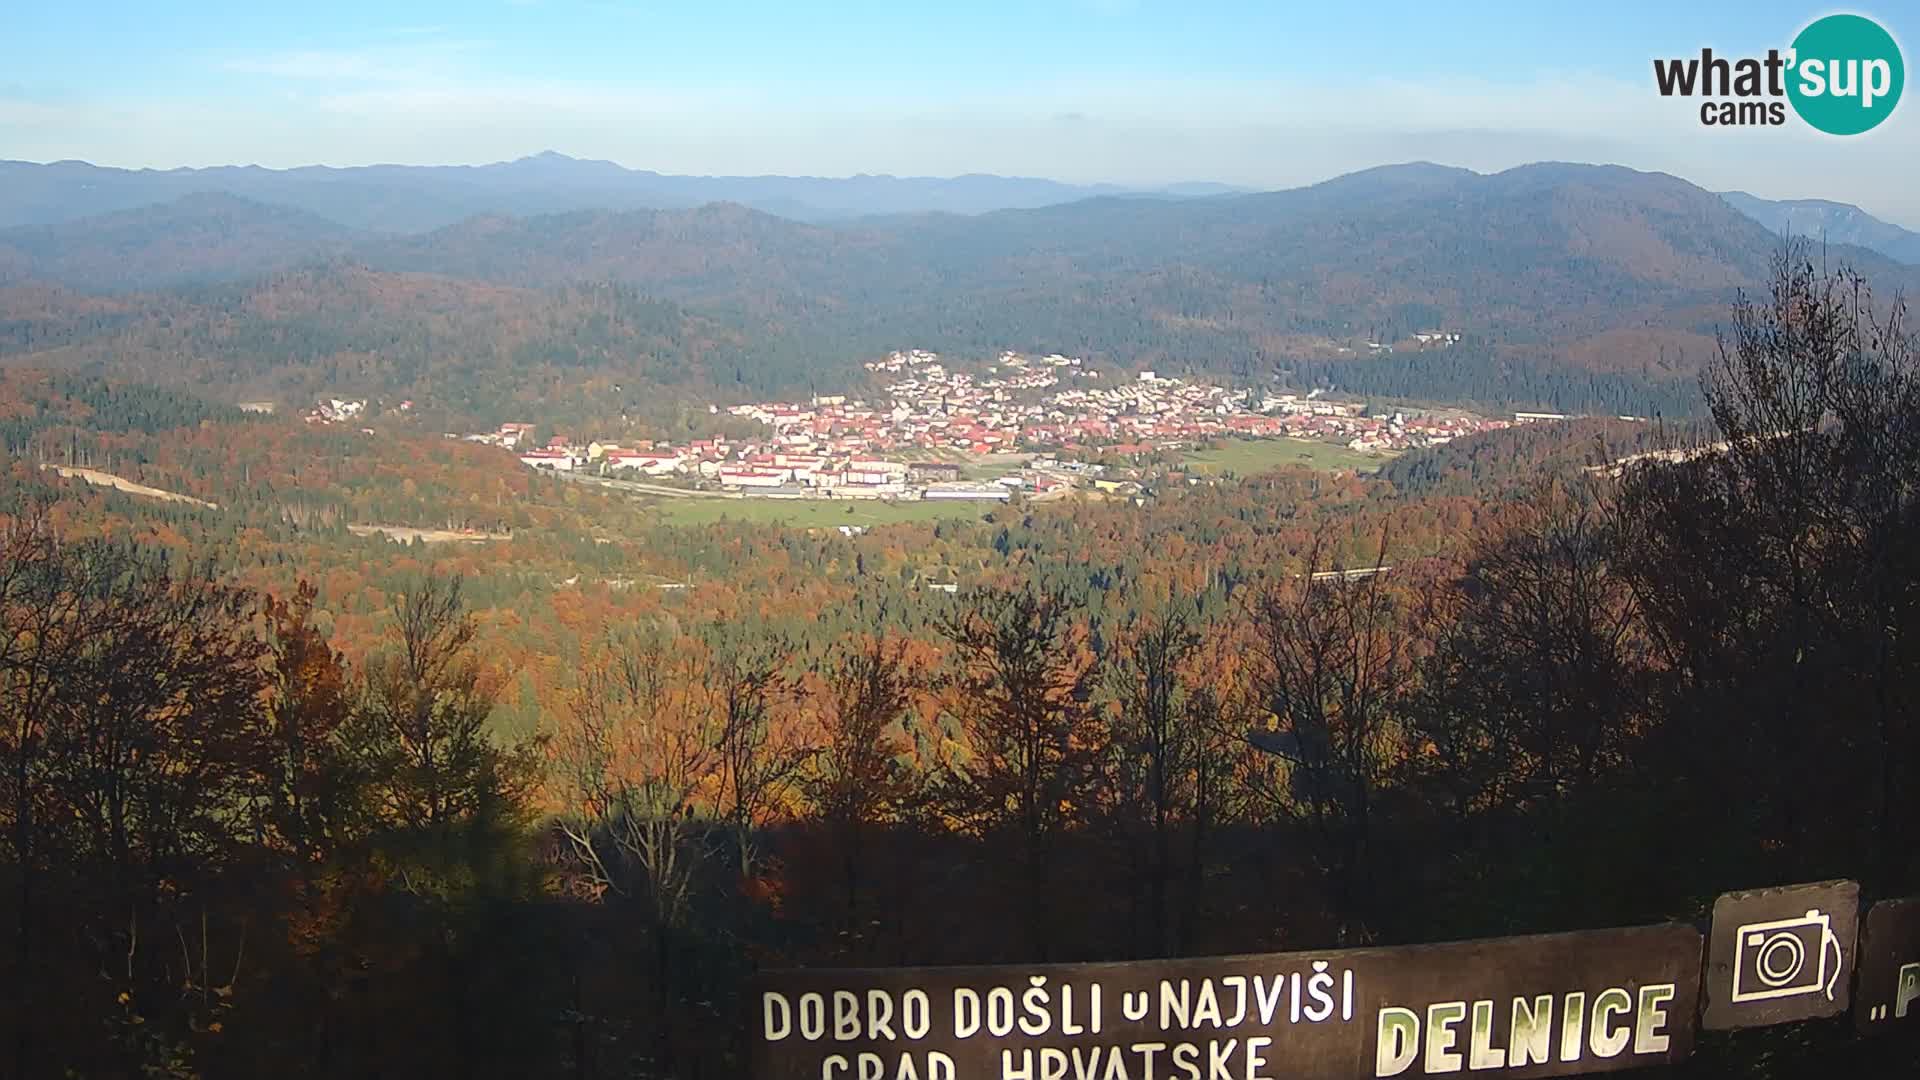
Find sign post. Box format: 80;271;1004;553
751;924;1702;1080
1854;897;1920;1034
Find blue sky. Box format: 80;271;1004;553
6;1;1918;224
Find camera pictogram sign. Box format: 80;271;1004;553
1703;879;1859;1030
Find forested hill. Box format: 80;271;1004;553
0;193;354;290
0;152;1238;231
1720;189;1920;264
0;270;763;424
4;161;1918;423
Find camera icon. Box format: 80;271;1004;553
1730;909;1843;1004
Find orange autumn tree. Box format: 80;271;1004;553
552;628;721;922
932;584;1101;961
1101;597;1254;959
1242;533;1425;944
261;580;354;865
799;632;930;948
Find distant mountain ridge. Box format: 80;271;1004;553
6;161;1919;424
0;152;1248;233
1719;190;1920;265
0;192;354;289
14;151;1918;269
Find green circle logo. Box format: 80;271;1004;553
1787;14;1904;135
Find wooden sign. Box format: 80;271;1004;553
1701;879;1859;1030
1854;897;1920;1035
750;924;1701;1080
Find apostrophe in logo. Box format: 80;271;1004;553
1652;12;1904;134
1787;14;1903;135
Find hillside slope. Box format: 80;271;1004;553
1721;190;1920;264
0;193;355;290
4;162;1915;422
0;153;1237;231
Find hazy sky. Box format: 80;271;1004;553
6;1;1917;225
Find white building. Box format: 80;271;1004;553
607;452;683;476
518;450;575;471
719;468;792;488
924;484;1011;501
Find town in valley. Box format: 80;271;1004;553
307;347;1556;509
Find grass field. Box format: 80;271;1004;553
1181;437;1388;476
963;453;1035;481
650;496;998;528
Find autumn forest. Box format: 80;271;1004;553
0;245;1914;1079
